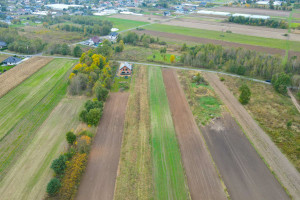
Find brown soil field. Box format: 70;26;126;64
0;56;53;98
209;6;290;17
162;18;300;42
201;113;289;200
162;69;227;200
135;29;287;55
204;72;300;199
76;92;129;200
109;14;168;23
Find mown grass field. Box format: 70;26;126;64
0;97;86;200
94;16;149;31
0;59;77;178
144;24;300;52
149;67;190;200
220;75;300;171
147;51;181;64
114;66;153;200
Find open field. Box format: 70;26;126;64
0;56;53;98
108;14;165;24
76;92;129;200
162;69;227;200
114;66;153;200
201;113;289;200
0;97;86;200
204;72;300;199
0;54;9;62
95;16;149;31
143;24;300;52
0;59;77;178
149;67;190;200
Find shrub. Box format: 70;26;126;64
66;131;76;145
79;130;94;138
77;135;92;153
272;72;291;94
47;178;61;196
84;100;103;112
51;155;67;175
239;83;251;104
95;85;109;101
87;108;102;126
287;120;292;129
79;110;88;122
220;77;225;81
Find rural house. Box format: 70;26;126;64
2;56;22;66
119;62;132;77
0;41;7;49
88;36;102;46
109;32;119;41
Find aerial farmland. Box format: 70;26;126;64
0;0;300;200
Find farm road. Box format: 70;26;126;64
201;113;289;200
76;92;129;200
204;73;300;199
162;69;227;200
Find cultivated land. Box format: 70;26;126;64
204;73;300;199
114;66;153;200
143;24;300;52
148;67;190;200
0;56;53;97
0;97;86;200
76;92;129;200
96;16;149;31
201;113;289;200
0;59;76;178
162;69;227;200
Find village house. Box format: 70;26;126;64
108;32;118;41
88;36;102;46
119;62;132;77
2;56;22;66
0;41;7;49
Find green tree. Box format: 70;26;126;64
61;43;71;55
66;131;76;145
87;108;102;126
272;72;291;94
50;155;67;175
73;45;82;57
95;85;109;101
239;83;251;104
46;178;61;196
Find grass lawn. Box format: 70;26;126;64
111;76;131;92
147;51;181;64
112;45;154;61
178;70;223;125
144;24;300;52
0;97;87;200
0;59;77;179
94;16;149;31
114;66;153;200
220;75;300;171
149;67;190;200
0;65;15;73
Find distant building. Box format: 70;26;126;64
119;62;132;77
109;32;119;41
89;36;102;46
163;11;170;16
2;56;22;66
0;41;7;49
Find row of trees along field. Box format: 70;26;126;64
56;23;111;36
227;16;288;29
180;43;300;94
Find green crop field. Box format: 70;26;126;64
144;24;300;52
0;58;77;178
149;67;190;200
94;16;149;31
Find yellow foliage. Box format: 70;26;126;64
73;63;83;71
80;135;91;145
170;55;176;63
69;73;76;80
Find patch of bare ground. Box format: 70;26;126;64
76;92;129;200
163;18;300;41
0;56;53;98
162;69;227;200
204;72;300;199
201;113;289;200
209;6;290;17
134;29;287;56
114;66;153;200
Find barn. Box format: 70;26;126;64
119;62;132;77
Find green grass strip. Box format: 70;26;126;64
144;23;300;52
148;67;190;200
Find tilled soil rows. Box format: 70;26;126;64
162;69;227;200
76;92;129;200
201;113;289;200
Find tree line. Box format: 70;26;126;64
56;23;111;36
227;16;288;29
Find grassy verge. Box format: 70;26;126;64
0;59;77;179
114;66;153;200
177;70;223;126
144;23;300;52
220;75;300;171
94;16;149;31
149;67;190;200
147;51;180;63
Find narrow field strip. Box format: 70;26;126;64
0;59;77;179
0;97;86;200
148;67;190;200
0;56;53;98
114;66;153;200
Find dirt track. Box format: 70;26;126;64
204;72;300;199
288;88;300;113
162;69;227;200
201;113;289;200
76;92;129;200
135;29;287;56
